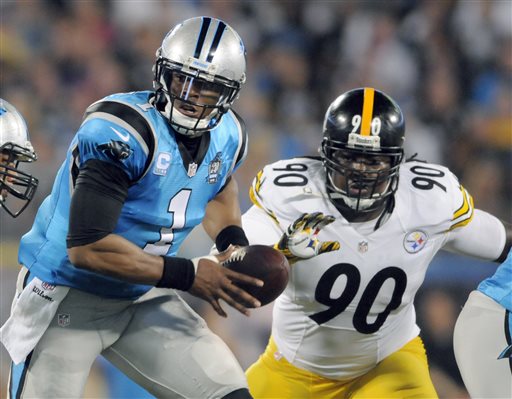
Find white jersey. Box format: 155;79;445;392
242;157;480;381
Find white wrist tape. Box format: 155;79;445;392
191;255;219;273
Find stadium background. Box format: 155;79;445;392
0;1;510;397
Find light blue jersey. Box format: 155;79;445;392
19;91;247;299
478;249;512;312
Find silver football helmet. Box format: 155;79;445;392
0;99;38;217
153;16;247;137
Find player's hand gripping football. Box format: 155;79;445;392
188;246;264;318
275;212;340;263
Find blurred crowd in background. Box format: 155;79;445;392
1;1;510;398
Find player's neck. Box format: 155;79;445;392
338;197;394;228
341;206;385;223
175;132;203;158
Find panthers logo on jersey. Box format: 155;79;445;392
96;140;133;161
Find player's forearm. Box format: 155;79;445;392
203;178;251;251
203;177;243;239
67;234;163;285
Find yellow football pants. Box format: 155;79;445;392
246;336;438;399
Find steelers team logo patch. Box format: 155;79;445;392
403;231;428;253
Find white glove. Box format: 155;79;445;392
274;212;340;262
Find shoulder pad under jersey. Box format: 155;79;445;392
225;109;248;175
398;161;474;233
249;157;325;230
78;95;158;182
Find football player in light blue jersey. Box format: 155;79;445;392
0;99;38;217
454;248;512;398
2;17;261;399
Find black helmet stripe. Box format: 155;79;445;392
206;20;226;62
360;87;375;136
155;17;246;136
194;17;212;59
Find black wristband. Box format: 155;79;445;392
215;225;249;252
157;256;195;291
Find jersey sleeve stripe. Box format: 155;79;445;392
83;100;157;181
248;185;262;208
82;111;149;155
449;209;474;231
69;143;80;192
448;186;474;231
249;186;280;226
452;185;471;219
249;170;264;208
254;170;263;193
452;186;474;221
227;110;248;174
249;171;280;226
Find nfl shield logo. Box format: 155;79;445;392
58;313;70;327
187;162;198;177
358;241;368;253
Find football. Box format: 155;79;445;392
223;245;290;307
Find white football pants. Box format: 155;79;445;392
8;282;247;399
453;290;511;399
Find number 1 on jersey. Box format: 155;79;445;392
143;189;191;256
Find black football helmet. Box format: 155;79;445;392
0;99;38;217
321;87;405;214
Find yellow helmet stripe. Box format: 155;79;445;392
360;87;375;136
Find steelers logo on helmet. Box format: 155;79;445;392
321;87;405;214
153;17;247;137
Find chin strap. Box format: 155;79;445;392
374;196;395;230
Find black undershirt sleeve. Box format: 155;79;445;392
217;175;232;194
67;159;131;248
491;220;511;263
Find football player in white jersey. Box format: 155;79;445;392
241;87;511;398
0;99;38;217
453;248;512;398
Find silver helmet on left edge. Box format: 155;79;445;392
0;99;38;217
153;16;247;137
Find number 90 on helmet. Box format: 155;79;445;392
153;16;247;137
321;87;405;214
0;99;38;218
